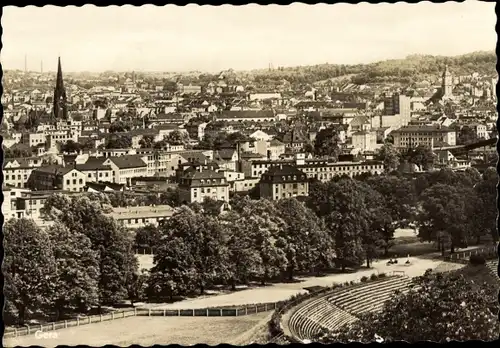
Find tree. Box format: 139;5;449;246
366;175;417;227
150;207;229;295
139;134;155;148
405;145;435;170
61;140;82;153
418;184;474;253
3;146;35;159
274;198;333;279
232;197;288;284
308;179;367;271
42;195;138;311
457;125;480;145
105;134;132;149
218;211;263;290
162;130;190;146
159;187;181;207
376;143;400;172
313;126;341;159
134;224;161;250
318;269;498;342
3;219;56;325
48;222;99;320
472;168;498;242
109;120;131;133
356;184;389;267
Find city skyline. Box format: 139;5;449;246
1;1;496;73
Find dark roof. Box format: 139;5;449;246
182;168;225;180
32;165;77;176
215;149;237;160
107;155;147;169
391;125;454;134
218;110;275;119
260;164;308;183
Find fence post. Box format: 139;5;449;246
100;314;103;322
219;309;222;316
265;303;268;311
40;324;43;332
123;311;125;318
52;322;55;331
164;309;166;317
134;307;137;316
206;309;208;317
245;307;248;315
112;312;115;320
64;320;67;329
255;305;258;313
192;309;195;317
148;308;151;316
14;328;17;337
177;309;180;316
77;317;80;326
27;325;30;335
89;316;91;324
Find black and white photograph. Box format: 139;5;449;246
1;1;498;346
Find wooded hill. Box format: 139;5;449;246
248;51;496;86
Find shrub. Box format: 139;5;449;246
379;272;387;278
469;254;486;266
370;273;378;281
350;280;354;285
360;276;368;282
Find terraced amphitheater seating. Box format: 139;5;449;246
328;276;412;316
286;276;412;342
288;298;357;341
486;260;498;279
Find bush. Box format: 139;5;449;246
379;272;387;278
469;254;486;266
370;273;378;281
360;276;368;282
349;281;354;285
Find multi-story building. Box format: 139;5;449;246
102;155;148;185
178;167;230;204
105;205;175;230
3;157;44;188
381;93;411;127
391;125;457;149
27;165;87;192
468;123;489;140
259;164;309;200
243;154;384;182
352;131;378;153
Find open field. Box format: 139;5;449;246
3;312;270;347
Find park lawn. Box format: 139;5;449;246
3;312;270;347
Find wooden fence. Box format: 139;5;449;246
4;301;282;339
443;245;497;263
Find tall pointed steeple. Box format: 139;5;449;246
53;57;68;122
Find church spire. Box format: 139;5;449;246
53;57;68;122
56;57;64;90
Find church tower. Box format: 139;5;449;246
441;64;453;98
53;57;68;122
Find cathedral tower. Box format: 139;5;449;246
53;57;68;121
441;64;453;98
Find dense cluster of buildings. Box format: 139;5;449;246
2;58;497;228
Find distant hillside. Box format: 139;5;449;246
248;51;497;86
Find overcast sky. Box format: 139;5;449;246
1;1;496;73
